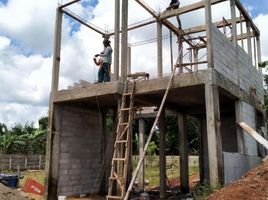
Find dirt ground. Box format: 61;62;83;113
0;183;29;200
207;159;268;200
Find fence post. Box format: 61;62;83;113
39;155;42;170
9;155;12;170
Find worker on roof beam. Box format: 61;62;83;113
166;0;182;29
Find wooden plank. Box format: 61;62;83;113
159;0;227;21
121;0;128;81
246;21;252;58
157;22;163;78
230;0;237;44
135;0;158;17
114;0;120;80
178;112;189;193
137;119;145;191
159;110;167;198
239;122;268;150
205;84;223;186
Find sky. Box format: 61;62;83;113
0;0;268;127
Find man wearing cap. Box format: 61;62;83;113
95;39;113;82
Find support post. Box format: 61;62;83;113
138;119;145;191
157;22;163;77
246;21;252;59
51;7;63;92
193;49;198;71
230;0;237;44
256;35;262;72
121;0;128;81
170;30;174;73
159;110;166;198
178;113;189;193
127;46;131;74
204;0;214;68
205;84;223;186
235;101;245;154
240;12;244;49
253;36;257;68
114;0;120;80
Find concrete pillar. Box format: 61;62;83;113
201;118;209;184
235;101;245;154
246;21;252;59
169;30;174;73
159;110;166;198
114;0;120;80
51;7;63;92
121;0;128;81
205;84;223;186
137;119;145;191
157;22;163;78
230;0;237;44
127;46;131;75
178;113;189;193
256;35;262;71
204;0;214;68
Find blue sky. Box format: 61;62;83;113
0;0;268;127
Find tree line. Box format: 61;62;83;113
0;117;48;154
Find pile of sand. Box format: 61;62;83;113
0;183;29;200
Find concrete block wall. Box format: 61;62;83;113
57;106;103;196
240;102;258;156
223;152;262;184
212;25;263;103
221;115;237;152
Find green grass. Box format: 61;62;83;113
19;170;45;187
193;184;222;200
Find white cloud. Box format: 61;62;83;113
254;14;268;61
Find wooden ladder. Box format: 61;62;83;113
106;81;136;200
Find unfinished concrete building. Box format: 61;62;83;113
45;0;267;199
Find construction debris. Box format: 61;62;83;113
0;183;29;200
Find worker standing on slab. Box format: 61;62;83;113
95;39;113;82
93;56;103;83
166;0;182;29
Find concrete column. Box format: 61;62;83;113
205;84;223;186
127;46;131;75
157;22;163;78
159;110;166;198
201;118;209;184
204;0;214;68
51;7;63;92
256;36;262;72
46;105;62;200
138;119;145;191
178;113;189;193
121;0;128;81
114;0;120;80
230;0;237;44
246;21;252;59
235;101;245;154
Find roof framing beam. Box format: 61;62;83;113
62;9;106;35
59;0;81;9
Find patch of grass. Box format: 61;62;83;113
19;170;45;187
193;183;222;200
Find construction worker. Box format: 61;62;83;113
166;0;182;29
95;39;113;82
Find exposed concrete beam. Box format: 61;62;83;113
183;17;244;35
235;0;260;35
59;0;81;9
159;0;227;21
62;9;105;35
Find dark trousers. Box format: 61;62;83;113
98;63;110;83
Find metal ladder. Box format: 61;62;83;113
106;81;136;200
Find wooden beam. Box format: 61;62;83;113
135;0;158;18
159;0;227;21
178;112;189;193
235;0;260;36
121;0;128;81
246;21;252;58
62;9;105;35
114;0;120;80
230;0;237;44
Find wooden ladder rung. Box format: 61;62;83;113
106;195;123;199
119;122;128;126
123;93;132;96
121;108;130;111
113;158;126;161
116;140;128;143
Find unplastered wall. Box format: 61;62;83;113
212;25;263;103
240;102;258;156
57;105;103;196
